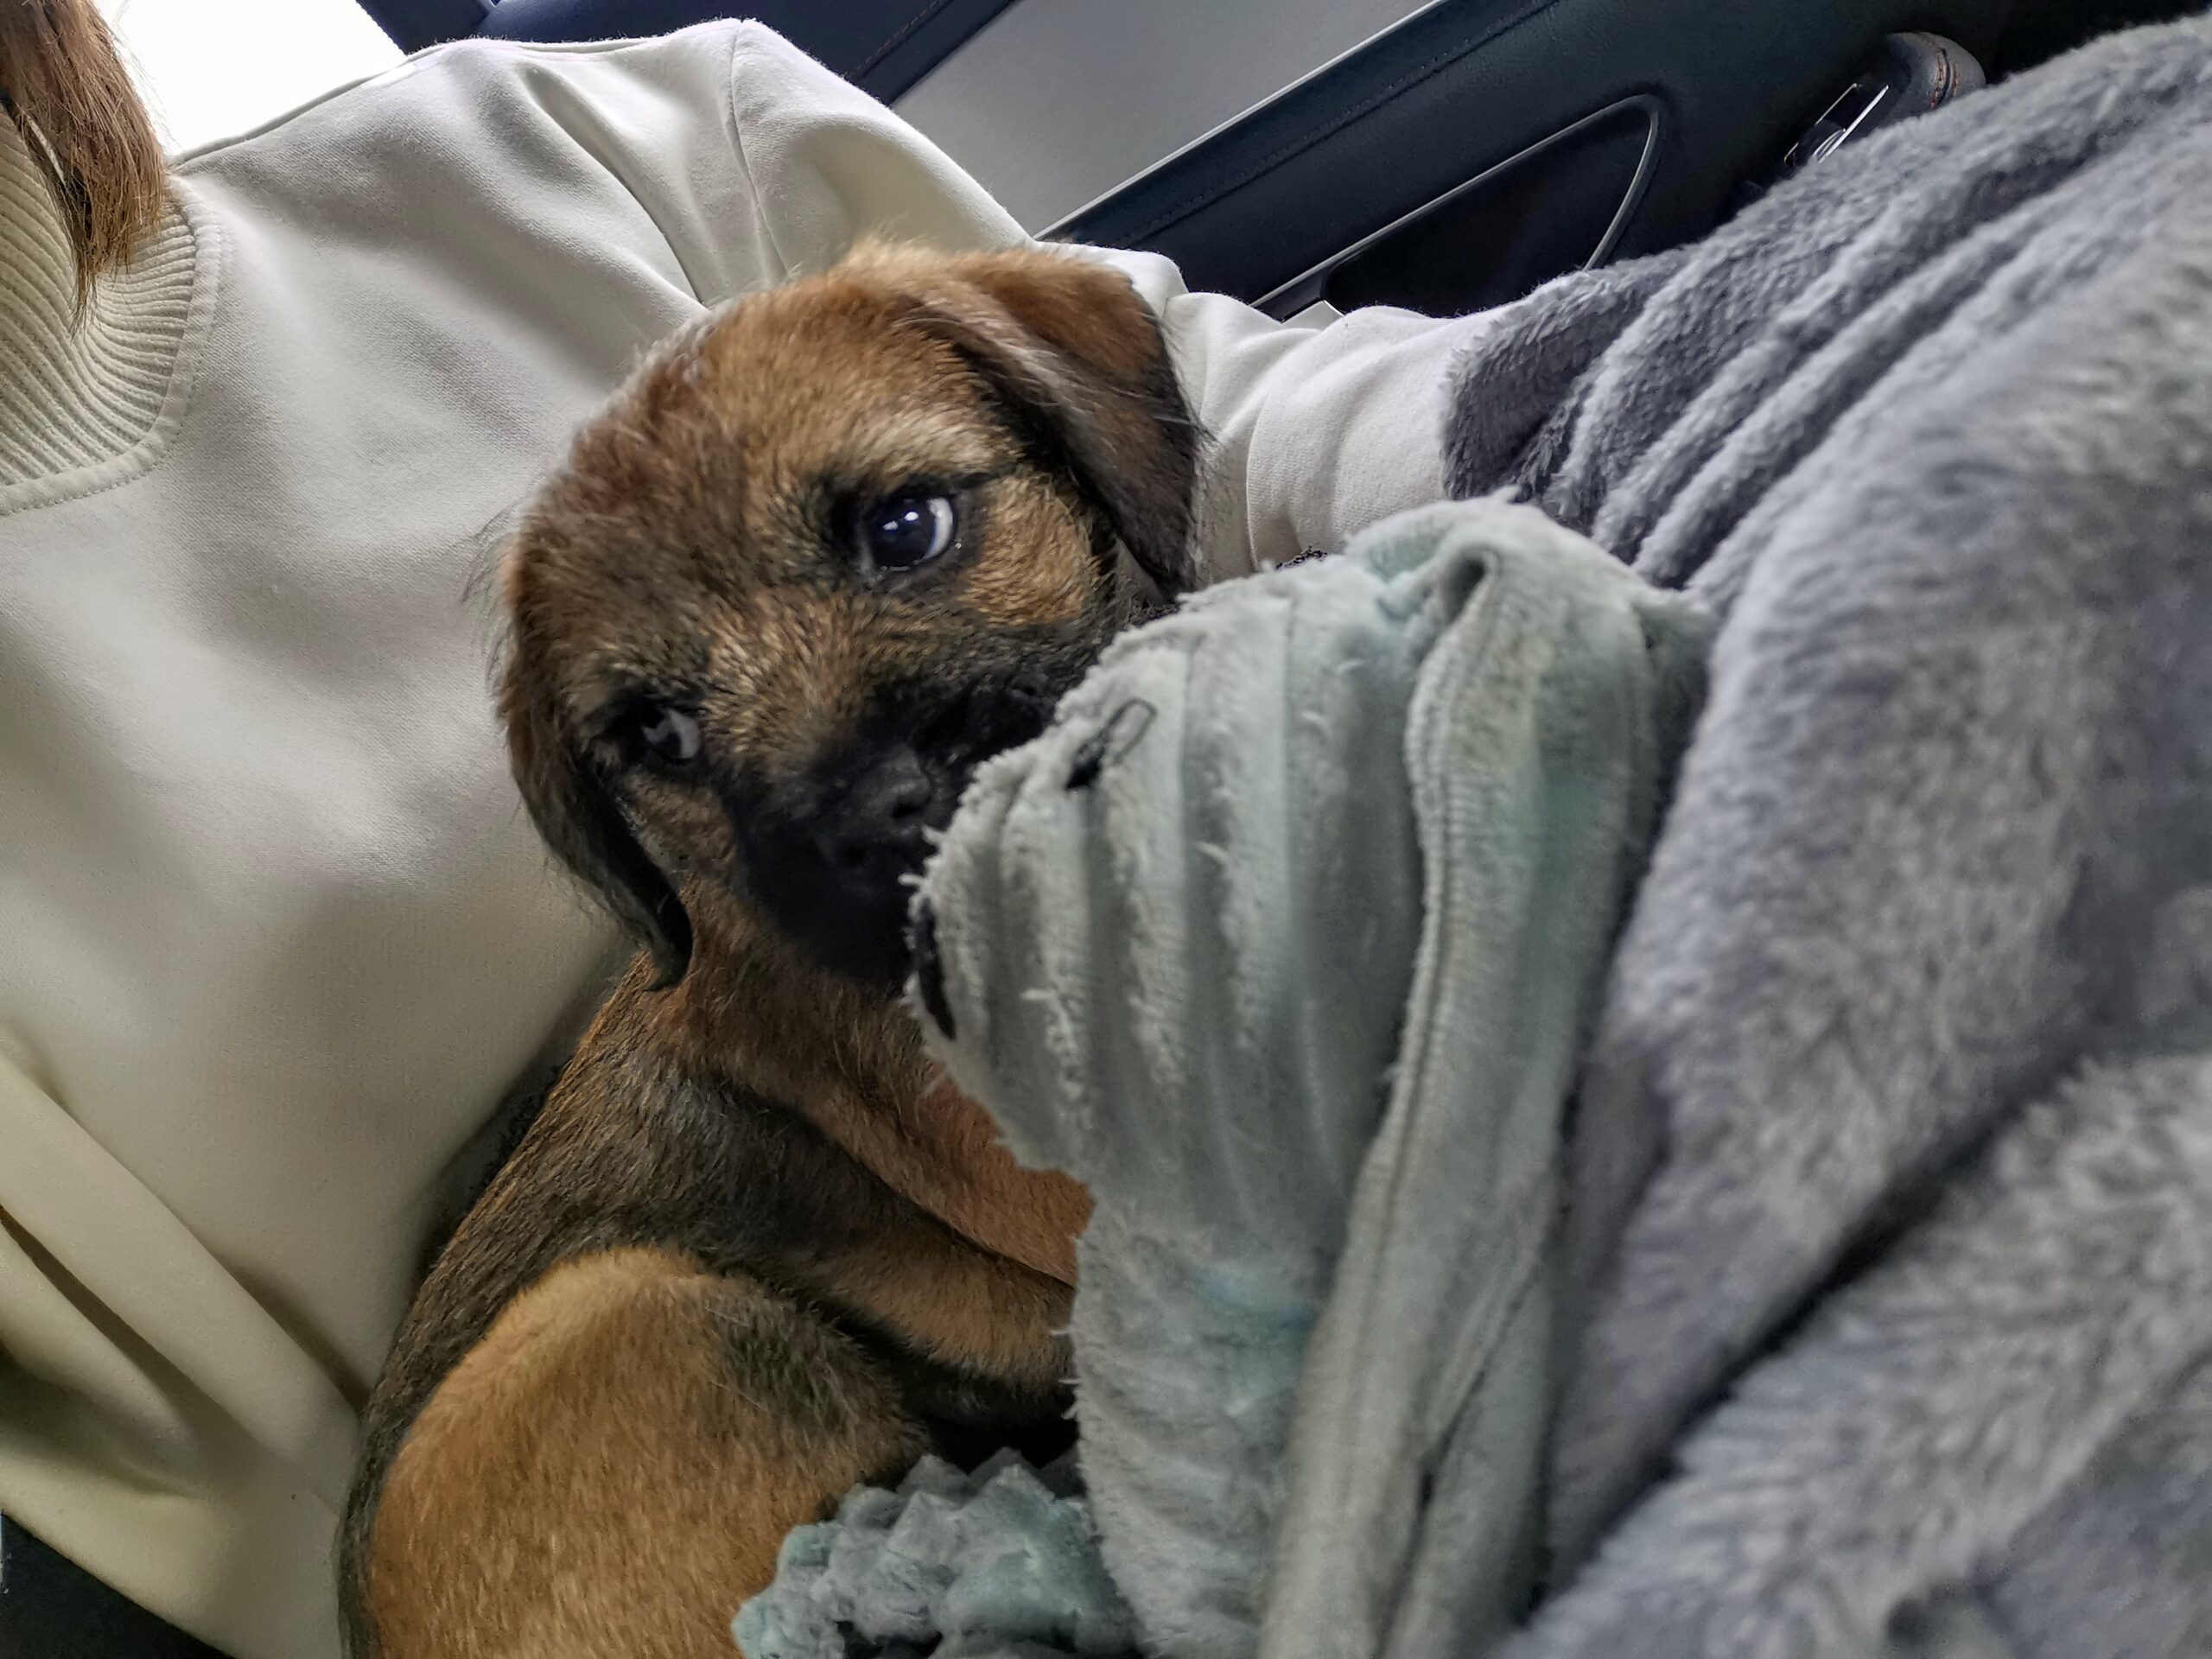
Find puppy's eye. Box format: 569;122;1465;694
860;490;957;573
609;701;703;772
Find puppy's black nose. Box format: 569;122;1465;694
816;747;941;877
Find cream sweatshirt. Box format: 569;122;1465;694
0;22;1467;1658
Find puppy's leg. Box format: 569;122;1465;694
364;1245;923;1659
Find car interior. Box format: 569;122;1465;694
359;0;2200;321
3;2;2203;1653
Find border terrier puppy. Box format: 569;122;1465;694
340;239;1199;1659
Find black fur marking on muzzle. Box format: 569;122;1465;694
725;666;1080;991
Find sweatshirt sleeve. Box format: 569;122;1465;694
722;22;1027;277
1096;253;1484;580
721;24;1475;580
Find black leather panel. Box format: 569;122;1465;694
356;0;489;53
1288;98;1657;319
0;1517;231;1659
1054;0;2016;307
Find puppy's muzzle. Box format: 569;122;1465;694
813;745;955;899
734;676;1065;989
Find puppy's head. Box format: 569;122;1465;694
500;242;1198;994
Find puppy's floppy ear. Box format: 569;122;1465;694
499;637;694;990
863;242;1203;598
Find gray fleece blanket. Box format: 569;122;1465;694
741;14;2212;1659
1442;13;2212;1657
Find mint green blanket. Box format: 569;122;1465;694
737;499;1707;1659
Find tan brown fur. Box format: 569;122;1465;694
342;241;1198;1659
369;1248;923;1659
673;893;1092;1288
